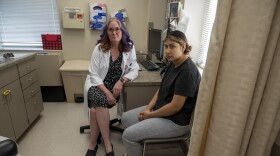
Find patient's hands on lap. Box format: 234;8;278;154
138;110;152;121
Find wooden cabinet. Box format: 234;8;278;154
25;92;43;123
0;67;29;140
59;60;89;103
18;58;44;124
58;60;161;112
0;56;43;140
0;93;15;139
36;52;65;102
123;70;161;112
123;86;159;111
17;58;37;77
36;52;64;86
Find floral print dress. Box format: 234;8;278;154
88;54;123;108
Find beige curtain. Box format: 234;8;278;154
188;0;280;156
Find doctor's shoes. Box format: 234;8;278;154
85;145;98;156
85;144;115;156
106;144;115;156
106;151;115;156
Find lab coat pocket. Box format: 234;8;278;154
123;64;130;75
123;63;131;75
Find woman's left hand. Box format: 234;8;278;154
112;80;123;98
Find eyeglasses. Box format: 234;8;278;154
108;27;121;33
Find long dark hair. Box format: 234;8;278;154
164;30;192;55
97;17;134;52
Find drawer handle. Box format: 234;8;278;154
2;90;12;104
31;90;35;93
28;78;33;81
2;90;11;96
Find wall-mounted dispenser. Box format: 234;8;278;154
62;7;85;29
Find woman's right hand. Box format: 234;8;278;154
138;110;152;121
105;92;117;106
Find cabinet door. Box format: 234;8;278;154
0;65;18;88
5;80;29;139
61;72;88;103
0;88;16;140
36;53;64;86
124;86;159;111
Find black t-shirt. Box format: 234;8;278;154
153;58;201;125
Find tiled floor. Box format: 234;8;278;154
17;102;185;156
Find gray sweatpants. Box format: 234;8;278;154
121;106;189;156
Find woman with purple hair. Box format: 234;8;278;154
86;17;139;156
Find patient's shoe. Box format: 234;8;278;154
105;144;114;156
86;145;98;156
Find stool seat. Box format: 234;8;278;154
0;136;18;156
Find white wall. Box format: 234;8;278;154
148;0;167;30
0;0;204;63
56;0;169;60
184;0;206;63
146;0;205;63
57;0;150;60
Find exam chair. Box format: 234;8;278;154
0;136;20;156
79;75;124;142
142;109;195;156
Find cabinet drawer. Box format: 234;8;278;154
25;92;43;124
23;81;40;102
20;70;38;90
17;58;37;77
0;66;19;88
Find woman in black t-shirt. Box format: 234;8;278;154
121;30;201;156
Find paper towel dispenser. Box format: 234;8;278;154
62;7;85;29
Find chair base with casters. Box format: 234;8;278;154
80;118;124;133
80;118;124;144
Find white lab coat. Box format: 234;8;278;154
84;43;139;118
